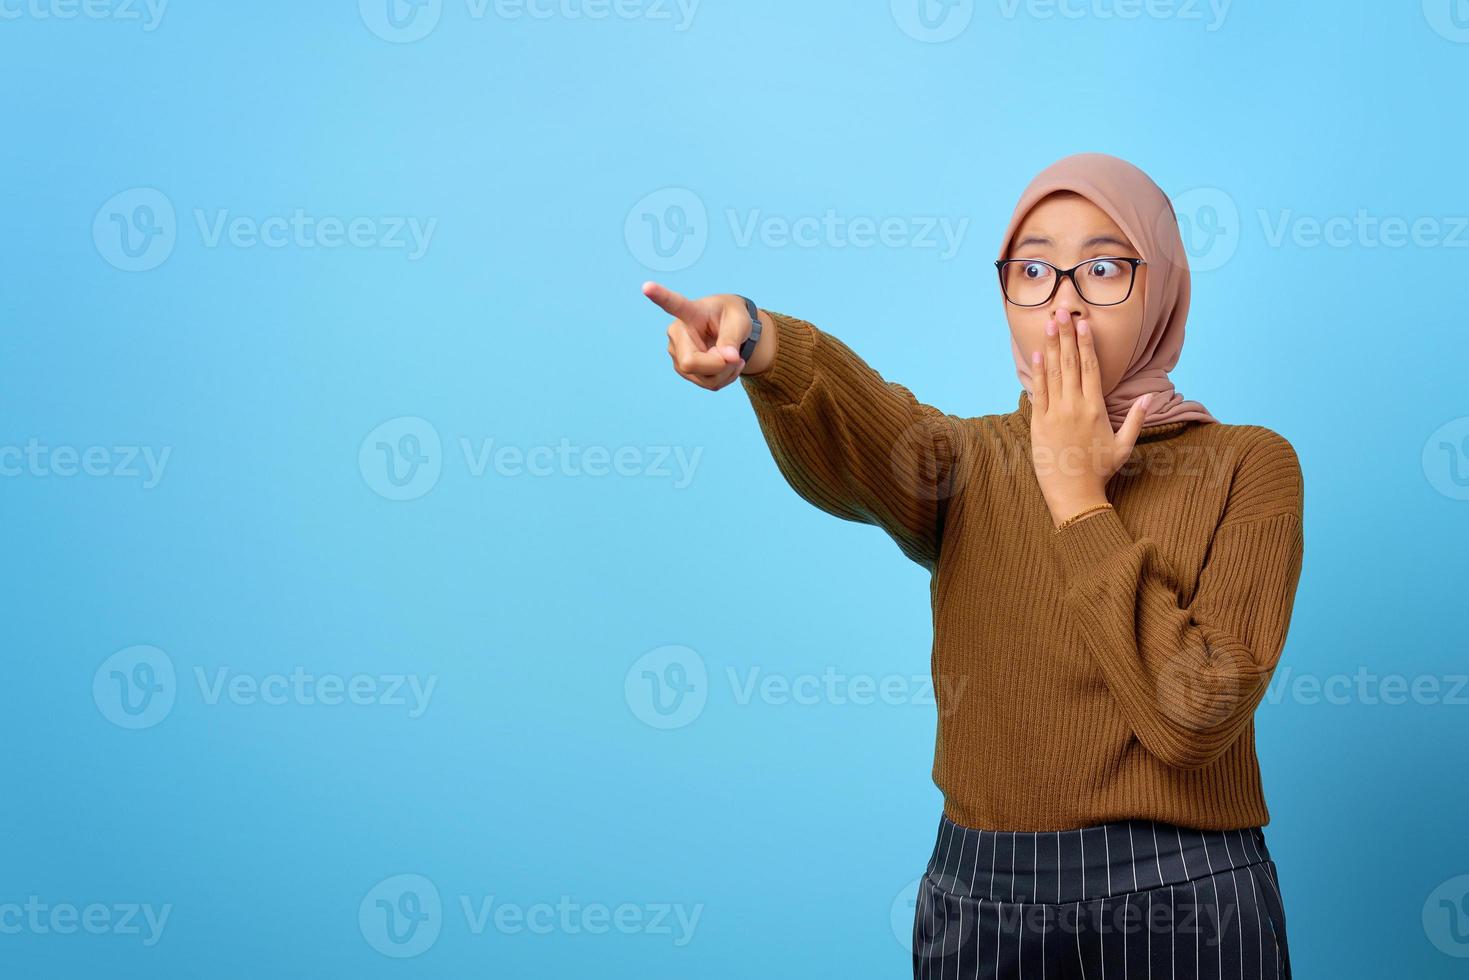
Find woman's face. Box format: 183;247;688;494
1002;190;1147;396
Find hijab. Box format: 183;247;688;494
997;152;1218;429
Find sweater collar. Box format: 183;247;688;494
1004;390;1198;444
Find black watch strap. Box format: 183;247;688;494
736;294;762;363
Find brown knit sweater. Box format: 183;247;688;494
739;311;1306;832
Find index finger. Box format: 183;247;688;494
641;280;701;323
1075;317;1102;404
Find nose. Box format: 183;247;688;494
1051;273;1085;323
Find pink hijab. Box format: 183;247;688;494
997;152;1218;428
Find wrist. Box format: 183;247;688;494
1049;491;1111;529
740;307;779;376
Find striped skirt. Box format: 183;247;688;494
913;809;1292;979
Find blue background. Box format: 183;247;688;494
3;1;1467;976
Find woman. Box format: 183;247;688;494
644;152;1303;980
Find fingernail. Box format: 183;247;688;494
1076;319;1089;336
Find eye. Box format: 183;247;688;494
1084;259;1126;279
1019;261;1053;280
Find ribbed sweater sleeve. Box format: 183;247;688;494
1048;434;1306;771
738;311;967;571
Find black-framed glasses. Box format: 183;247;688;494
993;256;1146;307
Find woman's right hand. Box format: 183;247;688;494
643;281;775;390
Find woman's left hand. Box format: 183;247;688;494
1029;312;1154;528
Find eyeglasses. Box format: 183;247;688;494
993;256;1146;307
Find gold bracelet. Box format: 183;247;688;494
1054;502;1113;532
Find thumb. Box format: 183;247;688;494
1113;393;1154;461
712;298;756;365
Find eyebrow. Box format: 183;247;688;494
1010;234;1135;252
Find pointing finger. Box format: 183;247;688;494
642;280;701;323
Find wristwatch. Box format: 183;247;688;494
735;294;762;363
